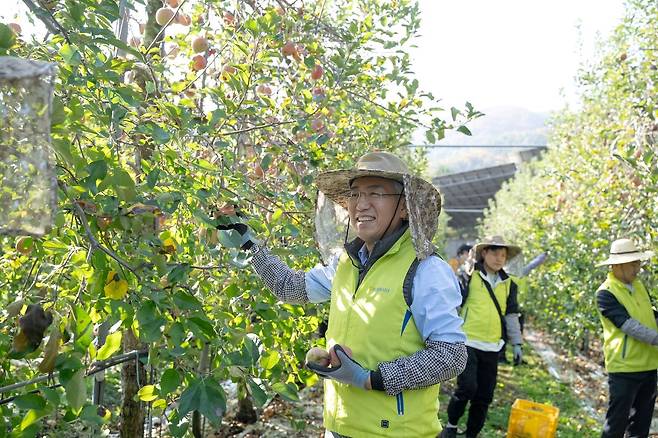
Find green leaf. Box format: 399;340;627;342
20;409;46;431
59;44;82;66
73;306;93;353
178;378;226;424
14;394;46;411
0;24;16;50
160;368;181;396
450;107;460;121
167;264;191;285
137;385;159;402
136;301;165;343
259;350;280;370
80;405;105;425
245;18;259;35
146;169;161;189
173;291;202;311
188;317;217;341
65;369;87;412
151;125;171;145
456;125;472;136
425;130;436;144
84;160;108;194
247;378;268;407
111;168;137;202
260;153;273;170
271;381;299;402
96;331;122;361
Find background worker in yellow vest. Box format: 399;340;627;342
595;238;658;438
441;235;524;438
217;151;467;437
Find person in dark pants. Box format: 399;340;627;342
440;236;524;438
595;238;658;438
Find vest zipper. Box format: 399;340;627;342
463;307;469;323
621;334;628;359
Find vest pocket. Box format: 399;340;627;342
622;334;628;359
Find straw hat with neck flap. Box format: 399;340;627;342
596;238;654;267
315;151;442;260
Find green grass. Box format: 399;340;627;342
438;347;601;437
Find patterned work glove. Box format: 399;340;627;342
214;209;255;250
306;345;370;389
513;344;523;366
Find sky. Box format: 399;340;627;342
410;0;626;114
3;1;625;114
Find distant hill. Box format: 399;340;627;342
422;106;549;176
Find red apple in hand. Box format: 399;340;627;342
306;347;330;367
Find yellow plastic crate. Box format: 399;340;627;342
506;399;560;438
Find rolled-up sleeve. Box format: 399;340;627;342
410;256;466;343
304;255;339;303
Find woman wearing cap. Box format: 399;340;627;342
441;236;524;438
595;238;658;438
220;151;467;437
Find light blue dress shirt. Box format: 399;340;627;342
305;244;466;343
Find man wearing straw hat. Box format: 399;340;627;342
441;236;524;438
595;238;658;438
219;151;467;437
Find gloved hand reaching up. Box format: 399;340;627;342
212;205;255;250
306;345;371;389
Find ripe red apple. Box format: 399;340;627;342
282;41;297;58
176;13;192;26
311;118;324;132
166;0;179;7
311;64;323;80
329;345;353;367
257;84;272;95
223;11;235;26
167;44;180;58
8;23;21;35
253;164;265;179
192;54;207;71
305;347;330;367
192;36;208;53
155;8;175;26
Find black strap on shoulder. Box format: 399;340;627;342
402;258;421;308
481;278;508;342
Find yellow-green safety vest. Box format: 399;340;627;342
324;230;440;437
461;272;512;343
597;272;658;373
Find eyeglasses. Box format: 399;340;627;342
347;191;404;203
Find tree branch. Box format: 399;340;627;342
58;181;140;279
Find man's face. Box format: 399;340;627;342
612;260;641;284
482;247;508;273
347;176;406;248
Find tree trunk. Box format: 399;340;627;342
120;330;146;438
192;344;210;438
